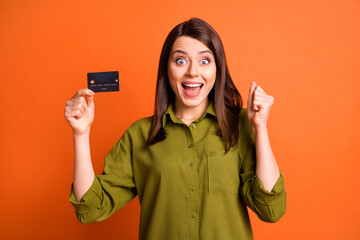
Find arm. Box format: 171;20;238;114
253;125;280;191
65;89;137;223
69;131;137;224
240;135;286;223
73;130;95;202
64;89;96;201
247;81;279;191
239;81;286;222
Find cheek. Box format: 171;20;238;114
169;78;177;91
167;68;180;94
167;66;173;80
203;67;216;83
168;64;183;81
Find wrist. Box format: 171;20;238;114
73;128;91;139
251;123;268;137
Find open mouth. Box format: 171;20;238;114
181;83;204;97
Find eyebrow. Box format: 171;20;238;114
173;50;213;55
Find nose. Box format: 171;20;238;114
186;61;199;78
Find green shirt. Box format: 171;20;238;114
69;103;286;240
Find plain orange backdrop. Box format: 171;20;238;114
1;0;359;239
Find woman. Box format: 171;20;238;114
65;18;286;240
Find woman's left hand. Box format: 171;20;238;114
247;81;274;132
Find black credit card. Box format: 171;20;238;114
87;71;119;92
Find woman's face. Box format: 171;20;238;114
167;36;216;111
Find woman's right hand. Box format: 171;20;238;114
64;89;95;135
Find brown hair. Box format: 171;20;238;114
146;18;242;152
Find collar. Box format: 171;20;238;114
162;101;217;127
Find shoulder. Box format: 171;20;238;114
239;108;248;122
237;108;255;152
238;108;252;136
128;116;153;131
123;116;153;141
109;116;152;153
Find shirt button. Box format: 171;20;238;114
191;123;196;129
192;212;197;218
189;162;194;167
188;144;194;148
191;187;195;192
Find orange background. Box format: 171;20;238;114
1;0;359;239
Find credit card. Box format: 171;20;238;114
87;71;119;92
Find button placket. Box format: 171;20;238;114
186;124;198;237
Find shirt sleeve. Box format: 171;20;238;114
68;130;137;224
239;137;287;223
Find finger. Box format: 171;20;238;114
253;96;274;109
70;109;83;119
64;109;82;120
253;100;273;109
254;89;268;98
256;85;266;94
78;104;85;114
263;95;274;105
77;97;88;110
65;99;87;113
254;87;274;103
67;97;85;108
254;86;275;106
254;93;274;102
252;100;260;111
72;89;94;100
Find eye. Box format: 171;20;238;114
200;59;210;65
176;58;186;64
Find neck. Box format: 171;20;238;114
173;99;209;126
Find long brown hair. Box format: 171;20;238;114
146;18;242;152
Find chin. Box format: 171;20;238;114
179;96;207;108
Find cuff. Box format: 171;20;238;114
68;176;103;214
253;173;286;205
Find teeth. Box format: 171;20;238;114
183;83;202;87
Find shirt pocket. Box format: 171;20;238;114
207;151;240;194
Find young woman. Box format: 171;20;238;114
64;18;286;240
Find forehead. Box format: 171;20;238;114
171;36;211;53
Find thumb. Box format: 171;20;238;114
85;94;95;108
247;81;257;109
248;81;257;100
